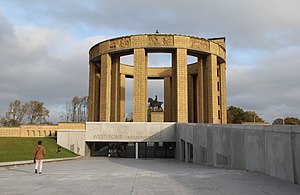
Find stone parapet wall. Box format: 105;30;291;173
20;125;58;137
0;122;86;137
58;122;86;130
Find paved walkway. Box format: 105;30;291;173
0;157;299;195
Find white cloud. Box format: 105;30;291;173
227;45;300;122
0;11;107;122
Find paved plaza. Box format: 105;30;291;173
0;157;300;195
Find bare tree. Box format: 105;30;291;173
71;96;80;122
60;101;72;122
25;100;50;124
61;96;88;122
80;96;88;122
0;100;27;127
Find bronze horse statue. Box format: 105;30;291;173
148;95;163;111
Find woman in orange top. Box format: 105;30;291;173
33;140;46;174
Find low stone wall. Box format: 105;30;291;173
0;127;21;137
58;122;86;130
177;123;300;184
20;125;58;137
0;122;85;137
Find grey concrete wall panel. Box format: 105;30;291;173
213;127;231;167
57;130;86;156
85;142;91;157
206;126;214;166
265;131;294;182
184;124;194;144
244;130;265;172
193;124;207;164
176;124;180;160
292;132;300;184
161;123;176;141
230;128;246;169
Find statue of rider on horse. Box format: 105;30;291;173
148;95;163;112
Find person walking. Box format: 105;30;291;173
34;140;46;174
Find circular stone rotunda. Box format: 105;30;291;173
88;34;227;124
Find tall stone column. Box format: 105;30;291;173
133;48;148;122
197;57;204;123
220;62;227;123
99;54;111;122
188;74;194;123
164;77;172;122
173;48;188;123
118;74;126;122
110;56;120;122
88;62;96;121
171;52;177;122
95;72;100;121
206;54;218;123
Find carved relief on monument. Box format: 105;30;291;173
89;45;99;59
148;35;173;46
109;37;131;50
190;38;209;51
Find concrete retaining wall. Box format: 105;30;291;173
57;130;86;156
177;124;300;184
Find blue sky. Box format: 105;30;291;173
0;0;300;123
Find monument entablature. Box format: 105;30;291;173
89;34;226;63
88;34;227;124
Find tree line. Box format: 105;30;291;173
0;100;50;127
227;106;264;124
1;100;299;126
0;96;88;127
227;106;300;125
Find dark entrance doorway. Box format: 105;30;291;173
87;142;175;158
88;142;135;157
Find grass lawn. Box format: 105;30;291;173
0;137;77;163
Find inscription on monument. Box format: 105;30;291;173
92;134;159;141
93;134;122;140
